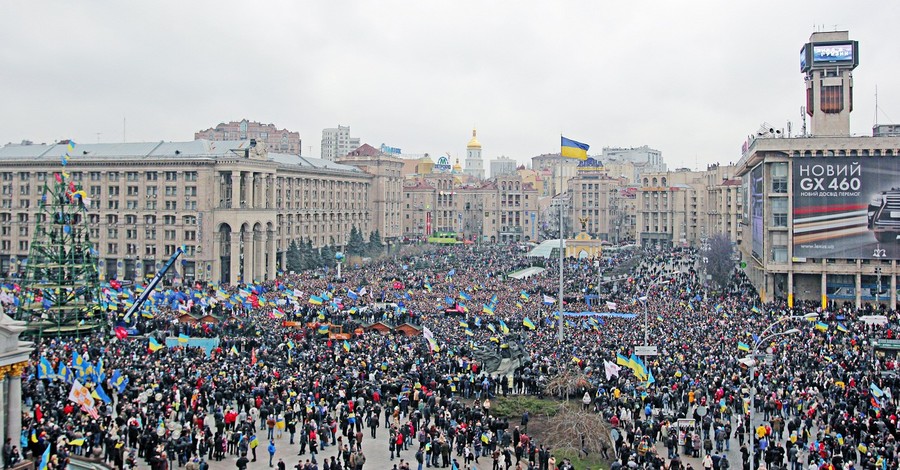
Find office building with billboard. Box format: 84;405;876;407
736;30;900;309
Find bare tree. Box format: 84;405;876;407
703;233;735;290
542;406;615;460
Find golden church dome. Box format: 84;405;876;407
466;129;481;149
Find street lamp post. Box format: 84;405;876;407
746;312;818;470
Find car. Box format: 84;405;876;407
868;188;900;243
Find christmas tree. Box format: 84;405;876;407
16;144;100;329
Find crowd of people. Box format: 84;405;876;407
7;243;900;470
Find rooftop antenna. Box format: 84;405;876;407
800;106;807;137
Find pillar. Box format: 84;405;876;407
267;230;276;280
821;271;828;310
254;231;264;282
855;273;862;309
230;233;240;285
7;363;25;447
230;172;240;209
787;271;794;308
891;269;897;311
242;231;253;282
0;366;7;448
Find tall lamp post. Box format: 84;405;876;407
746;312;818;470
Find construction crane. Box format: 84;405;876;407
123;245;185;322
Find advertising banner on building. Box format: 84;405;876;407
749;164;764;260
793;156;900;260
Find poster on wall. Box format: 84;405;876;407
793;156;900;260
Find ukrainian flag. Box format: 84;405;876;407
815;322;828;332
148;337;164;352
230;345;239;356
178;334;190;343
836;323;849;333
522;317;536;330
482;304;495;315
309;295;324;306
486;324;496;334
459;320;469;328
342;340;351;352
520;291;530;301
499;320;510;335
464;329;474;337
38;357;54;380
737;342;751;352
561;136;590;160
317;324;330;335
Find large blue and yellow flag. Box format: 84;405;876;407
499;320;510;335
561;136;590;160
148;337;164;352
317;324;330;335
38;357;54;380
522;317;536;330
92;384;112;404
58;361;73;384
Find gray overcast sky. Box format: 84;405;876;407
2;1;898;170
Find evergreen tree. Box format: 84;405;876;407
367;229;383;256
17;170;100;326
286;240;302;273
320;242;335;269
301;238;316;270
347;225;366;256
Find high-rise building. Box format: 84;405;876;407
321;125;361;161
737;30;900;308
338;144;404;248
489;156;517;178
194;119;302;154
464;129;484;179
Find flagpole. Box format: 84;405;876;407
558;156;564;342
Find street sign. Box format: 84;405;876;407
635;345;658;356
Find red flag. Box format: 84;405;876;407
251;348;257;366
114;326;128;340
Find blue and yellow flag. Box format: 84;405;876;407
499;320;510;335
92;384;112;403
815;322;828;332
317;324;330;335
836;323;849;333
616;353;630;367
520;291;530;301
459;320;469;329
737;342;751;352
342;340;351;352
561;136;590;160
309;295;324;306
58;361;73;383
522;317;536;330
38;357;54;380
178;334;189;343
148;337;164;352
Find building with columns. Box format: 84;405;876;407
0;139;376;285
0;314;33;452
338;144;405;248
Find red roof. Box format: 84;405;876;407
347;143;382;157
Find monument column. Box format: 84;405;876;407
7;362;25;446
0;365;8;447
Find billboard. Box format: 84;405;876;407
793;157;900;260
812;43;854;63
750;164;764;260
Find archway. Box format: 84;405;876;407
218;223;232;284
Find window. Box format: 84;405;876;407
184;171;198;182
107;228;119;238
107;243;118;254
165;171;177;181
107;200;119;210
771;163;788;193
165;201;177;210
1;227;9;236
165;186;177;196
146;186;158;196
146;172;158;181
164;230;176;240
184;245;196;257
145;200;157;210
126;243;138;255
18;200;29;208
164;244;177;256
108;172;119;182
145;245;157;256
126;172;138;181
126;229;137;240
771;198;788;227
19;185;29;195
772;246;788;263
18;226;27;237
126;200;138;210
184;201;196;210
185;186;197;196
163;215;176;225
0;241;8;251
18;241;27;252
72;172;83;181
127;186;139;196
184;230;196;241
90;186;101;197
183;215;197;225
145;228;156;240
18;172;28;181
108;186;120;196
90;172;101;181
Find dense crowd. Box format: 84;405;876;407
7;243;900;470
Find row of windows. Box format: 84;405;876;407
1;171;199;182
